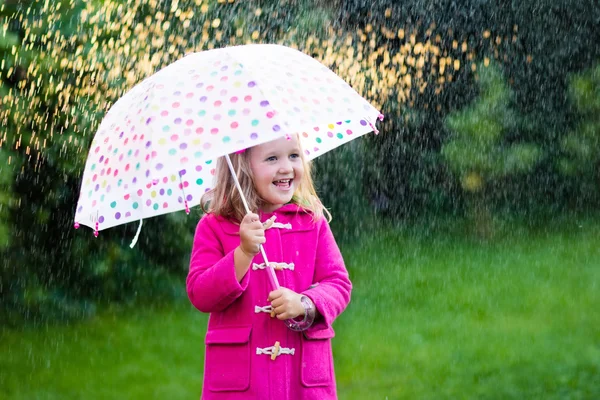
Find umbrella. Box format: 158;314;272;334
74;43;382;307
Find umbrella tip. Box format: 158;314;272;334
366;118;380;135
74;222;80;229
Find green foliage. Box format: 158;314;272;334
0;29;19;50
0;149;16;249
337;0;600;216
0;0;200;325
570;64;600;114
0;0;338;325
363;107;459;219
551;62;600;207
314;138;376;242
443;63;542;186
559;63;600;176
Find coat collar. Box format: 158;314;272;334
259;203;305;217
214;204;315;236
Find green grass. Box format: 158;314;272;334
2;217;599;399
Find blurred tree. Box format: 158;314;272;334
442;62;542;237
0;0;197;324
336;0;600;217
443;63;542;187
0;0;338;325
557;63;600;207
0;8;19;249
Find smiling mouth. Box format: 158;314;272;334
273;179;293;189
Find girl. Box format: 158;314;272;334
186;134;352;400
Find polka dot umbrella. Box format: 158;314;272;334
74;44;382;244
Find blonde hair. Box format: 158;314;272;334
200;137;330;223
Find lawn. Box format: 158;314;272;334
1;217;599;399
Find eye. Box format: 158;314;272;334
290;153;300;159
265;156;277;162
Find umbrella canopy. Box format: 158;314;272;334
75;44;382;234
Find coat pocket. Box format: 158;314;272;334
301;327;335;387
204;326;252;392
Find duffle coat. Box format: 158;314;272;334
187;204;352;400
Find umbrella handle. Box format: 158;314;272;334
225;154;281;291
225;154;305;331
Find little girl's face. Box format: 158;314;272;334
249;135;305;213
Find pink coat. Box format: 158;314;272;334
187;204;352;400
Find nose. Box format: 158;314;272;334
278;158;293;173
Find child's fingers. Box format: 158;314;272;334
270;297;285;309
246;222;264;231
267;289;282;302
276;312;290;320
242;213;260;225
240;218;271;239
274;304;299;320
272;303;293;319
250;230;265;238
249;227;266;236
273;305;289;319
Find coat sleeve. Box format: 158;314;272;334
302;218;352;335
186;214;249;313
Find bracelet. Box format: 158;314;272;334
285;295;316;332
